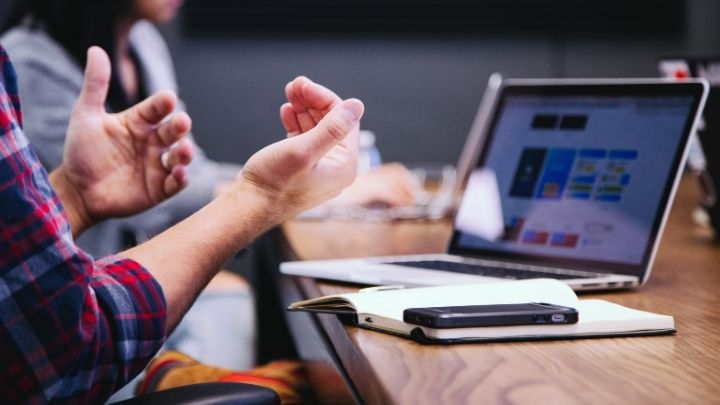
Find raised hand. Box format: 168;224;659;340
279;77;420;210
51;47;193;236
238;78;364;221
280;76;342;136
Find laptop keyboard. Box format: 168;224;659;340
385;260;595;280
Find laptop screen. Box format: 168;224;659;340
449;82;706;277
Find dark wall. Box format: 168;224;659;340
0;1;8;25
3;0;718;165
164;29;708;165
163;0;719;165
165;35;561;164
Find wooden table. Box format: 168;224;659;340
279;176;720;404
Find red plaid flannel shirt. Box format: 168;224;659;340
0;45;167;403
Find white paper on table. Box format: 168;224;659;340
455;168;504;241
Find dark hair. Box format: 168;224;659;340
2;0;135;111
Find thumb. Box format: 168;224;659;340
77;46;111;113
300;98;364;158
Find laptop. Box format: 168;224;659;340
297;74;505;221
281;78;709;291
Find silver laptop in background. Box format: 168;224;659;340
298;74;505;221
282;78;709;291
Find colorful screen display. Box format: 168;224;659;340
455;93;695;266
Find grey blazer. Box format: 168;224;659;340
2;20;241;257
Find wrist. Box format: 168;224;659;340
49;165;94;237
224;179;289;227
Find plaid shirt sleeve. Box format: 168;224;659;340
0;46;167;403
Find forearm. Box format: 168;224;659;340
123;181;282;329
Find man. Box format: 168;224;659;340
0;45;363;403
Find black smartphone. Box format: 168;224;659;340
403;302;578;328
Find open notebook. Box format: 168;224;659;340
288;279;675;344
